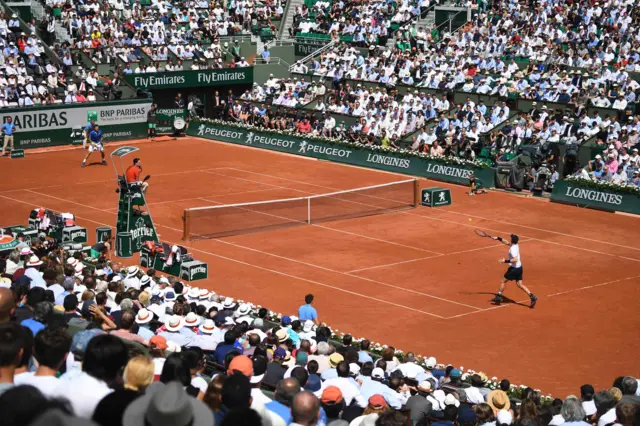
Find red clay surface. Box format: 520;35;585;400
2;135;640;397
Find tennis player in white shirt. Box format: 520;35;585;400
491;234;538;308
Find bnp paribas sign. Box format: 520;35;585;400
125;68;254;90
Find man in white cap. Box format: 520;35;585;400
123;266;141;290
24;255;46;288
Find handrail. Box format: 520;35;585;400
254;57;291;68
289;39;337;71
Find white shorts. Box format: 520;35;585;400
89;143;104;153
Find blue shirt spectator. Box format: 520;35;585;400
298;294;319;324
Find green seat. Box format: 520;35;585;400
53;8;62;17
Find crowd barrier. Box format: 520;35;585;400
187;120;495;187
550;179;640;215
0;100;153;149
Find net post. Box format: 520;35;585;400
183;209;191;241
307;198;311;224
413;179;420;208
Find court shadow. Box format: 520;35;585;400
461;291;531;308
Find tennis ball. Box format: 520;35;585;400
468;218;472;221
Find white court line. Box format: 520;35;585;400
346;239;534;273
547;274;640;297
0;192;446;319
446;274;640;319
436;209;640;252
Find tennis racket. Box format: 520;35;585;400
474;229;493;238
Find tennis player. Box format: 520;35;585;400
81;124;106;168
491;234;538;308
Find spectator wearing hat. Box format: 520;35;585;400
159;315;192;348
264;347;288;388
149;336;169;380
24;255;46;288
123;381;213;426
497;410;513;426
487;388;511;415
54;334;128;418
359;366;402;409
135;308;156;341
321;352;344;380
316;361;367;408
317;386;344;421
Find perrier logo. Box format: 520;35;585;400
130;217;155;247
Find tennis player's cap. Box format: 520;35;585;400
595;154;602;159
634;148;639;152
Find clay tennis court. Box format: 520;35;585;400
2;135;639;397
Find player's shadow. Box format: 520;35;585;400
461;291;531;308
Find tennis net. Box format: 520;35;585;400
183;178;419;240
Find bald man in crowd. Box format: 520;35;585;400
292;391;321;426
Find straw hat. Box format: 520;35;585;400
487;390;510;413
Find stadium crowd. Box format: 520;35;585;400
0;238;640;426
295;42;638;111
43;0;280;71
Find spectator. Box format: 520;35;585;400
54;334;128;418
266;377;301;424
0;323;26;395
292;391;322;426
123;355;154;393
18;328;71;397
217;372;253;424
122;381;213;426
